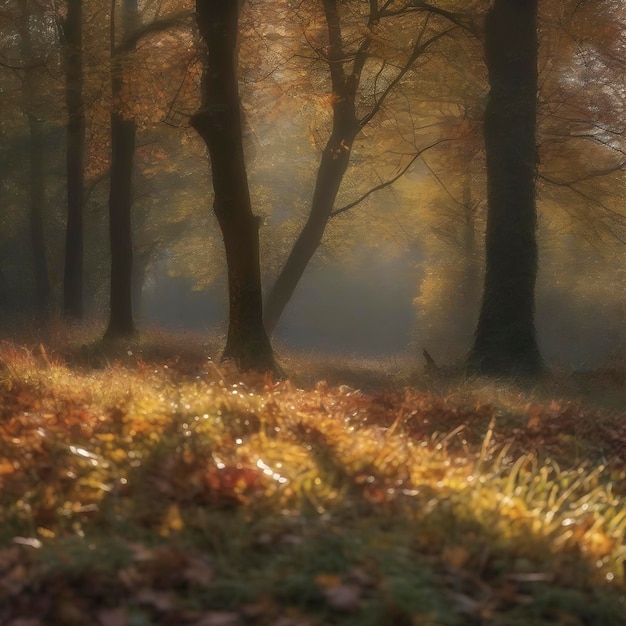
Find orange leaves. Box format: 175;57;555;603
1;338;626;624
203;465;267;505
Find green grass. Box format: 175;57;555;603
0;329;625;625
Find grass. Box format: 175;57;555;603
0;328;625;625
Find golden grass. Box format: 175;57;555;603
0;333;625;624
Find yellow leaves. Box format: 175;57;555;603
108;448;128;464
159;503;184;536
2;337;626;626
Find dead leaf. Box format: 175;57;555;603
159;503;184;536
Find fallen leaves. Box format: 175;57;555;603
1;339;626;625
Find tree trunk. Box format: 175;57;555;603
105;0;137;339
263;122;357;335
461;184;480;315
62;0;85;321
191;0;277;373
263;0;360;335
18;0;51;318
469;0;543;376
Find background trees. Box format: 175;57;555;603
105;0;140;339
0;0;623;373
60;0;85;321
261;0;462;335
15;0;55;318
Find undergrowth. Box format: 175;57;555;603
0;332;625;625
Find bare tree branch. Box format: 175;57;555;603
382;1;482;37
330;138;448;217
0;59;45;70
539;173;626;239
359;26;458;128
541;163;626;187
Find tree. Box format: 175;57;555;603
191;0;278;373
17;0;51;318
468;0;543;376
537;0;626;243
406;0;625;369
60;0;85;320
105;0;138;339
262;0;457;335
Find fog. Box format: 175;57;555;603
142;249;418;358
0;0;624;374
138;242;625;369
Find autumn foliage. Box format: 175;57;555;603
1;336;625;625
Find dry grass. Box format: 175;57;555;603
0;329;625;625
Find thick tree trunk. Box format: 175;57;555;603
469;0;543;376
264;0;360;335
62;0;85;320
106;110;136;338
191;0;277;373
461;185;480;314
105;0;137;339
18;0;51;318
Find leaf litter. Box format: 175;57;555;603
0;338;625;625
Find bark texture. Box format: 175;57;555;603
469;0;543;376
105;0;137;339
62;0;85;320
191;0;277;373
18;0;51;318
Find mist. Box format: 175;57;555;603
0;0;624;376
134;236;625;369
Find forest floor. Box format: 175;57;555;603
1;328;625;625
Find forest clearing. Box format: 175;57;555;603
2;0;626;623
1;332;625;625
